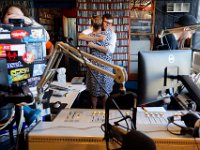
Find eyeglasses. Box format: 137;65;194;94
103;20;112;25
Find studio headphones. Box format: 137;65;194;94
167;111;200;137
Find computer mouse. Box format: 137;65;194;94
53;101;62;109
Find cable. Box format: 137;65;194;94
0;108;15;130
167;122;185;136
73;42;130;150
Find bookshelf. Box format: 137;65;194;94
130;0;155;80
76;0;130;77
37;8;63;44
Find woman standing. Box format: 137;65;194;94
86;15;114;109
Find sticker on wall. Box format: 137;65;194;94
11;30;28;39
22;51;34;64
26;43;44;61
0;33;11;40
0;44;11;57
6;51;18;62
10;44;26;56
0;45;4;57
10;67;30;82
7;61;23;69
32;63;46;77
27;76;41;87
23;29;46;42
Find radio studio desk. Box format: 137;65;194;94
48;81;86;108
28;105;200;150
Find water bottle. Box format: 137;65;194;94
57;67;66;83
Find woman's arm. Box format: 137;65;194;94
88;42;109;54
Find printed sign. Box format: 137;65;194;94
22;52;34;64
11;30;29;39
10;67;30;82
6;51;18;62
7;61;23;69
0;44;11;57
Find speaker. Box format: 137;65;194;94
167;111;200;137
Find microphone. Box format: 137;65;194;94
109;124;127;145
122;130;156;150
109;124;156;150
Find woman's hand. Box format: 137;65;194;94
88;42;96;48
4;14;32;25
96;34;106;42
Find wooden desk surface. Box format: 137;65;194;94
29;108;200;150
49;82;86;108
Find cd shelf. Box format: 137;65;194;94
77;0;130;77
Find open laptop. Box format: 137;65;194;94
0;23;47;87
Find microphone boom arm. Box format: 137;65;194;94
36;42;128;102
158;23;200;38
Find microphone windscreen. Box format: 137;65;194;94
122;130;156;150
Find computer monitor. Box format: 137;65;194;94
138;50;192;106
192;49;200;73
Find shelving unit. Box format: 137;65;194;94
76;0;130;77
130;0;155;80
167;3;190;13
37;8;63;43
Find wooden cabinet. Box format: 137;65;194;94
76;0;130;77
130;0;155;80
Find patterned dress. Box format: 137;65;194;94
86;29;114;97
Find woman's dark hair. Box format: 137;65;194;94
1;4;30;22
102;13;113;20
92;15;102;30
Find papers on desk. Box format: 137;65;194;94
50;84;69;91
50;81;85;92
49;83;69;97
71;77;84;84
49;82;86;108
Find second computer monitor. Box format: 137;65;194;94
138;50;192;106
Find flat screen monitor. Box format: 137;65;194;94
192;49;200;73
138;50;192;106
